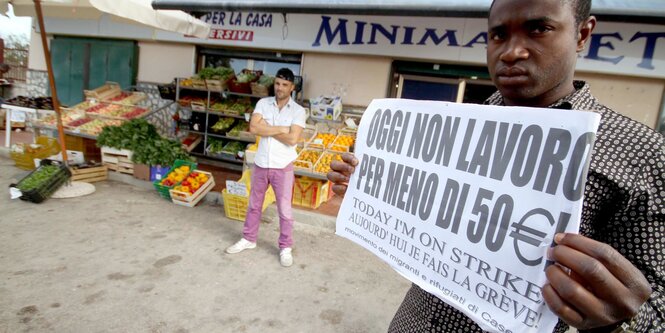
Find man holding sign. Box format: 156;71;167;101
329;0;663;332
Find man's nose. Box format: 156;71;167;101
499;36;529;63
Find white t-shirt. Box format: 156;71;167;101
252;96;307;169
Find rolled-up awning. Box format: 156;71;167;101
3;0;211;38
89;0;210;38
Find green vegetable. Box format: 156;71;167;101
197;67;235;80
17;165;60;191
236;72;257;83
96;118;192;166
257;75;274;86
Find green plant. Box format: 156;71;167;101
96;119;192;166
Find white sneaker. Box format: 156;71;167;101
225;238;256;254
280;248;293;267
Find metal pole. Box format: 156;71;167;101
34;0;68;164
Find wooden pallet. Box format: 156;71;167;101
70;165;108;183
101;146;134;175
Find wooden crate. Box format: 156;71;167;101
101;146;134;174
169;171;215;207
84;82;121;100
69;165;108;183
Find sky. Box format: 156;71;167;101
0;4;32;42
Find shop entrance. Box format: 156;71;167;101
391;61;495;104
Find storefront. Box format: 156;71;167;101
9;2;664;133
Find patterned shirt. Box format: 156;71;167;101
388;81;665;333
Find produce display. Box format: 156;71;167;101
295;149;322;169
236;71;258;83
207;139;226;155
85;103;149;119
315;151;343;174
172;171;210;195
197;67;235;81
38;109;85;127
222;141;247;157
178;95;207;107
75;119;123;135
209;100;234;112
105;91;146;105
329;134;355;152
256;75;275;87
159;165;190;187
210;117;235;133
15;165;60;191
227;122;249;137
309;132;337;149
4;96;54;110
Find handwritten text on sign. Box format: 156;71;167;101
336;99;600;333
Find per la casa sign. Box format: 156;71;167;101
193;12;665;79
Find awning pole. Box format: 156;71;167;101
34;0;68;165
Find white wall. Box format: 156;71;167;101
27;30;47;71
576;72;665;128
302;53;392;107
137;42;196;84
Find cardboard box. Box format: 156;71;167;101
35;150;85;166
310;95;342;121
133;163;150;181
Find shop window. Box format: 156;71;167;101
198;48;301;79
391;61;495;104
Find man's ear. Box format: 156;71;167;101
577;16;597;52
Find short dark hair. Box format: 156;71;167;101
571;0;592;26
275;68;295;83
488;0;592;26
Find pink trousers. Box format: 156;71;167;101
242;163;295;249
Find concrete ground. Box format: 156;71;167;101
0;156;411;333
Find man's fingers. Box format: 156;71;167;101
554;234;651;298
542;283;586;328
545;264;607;327
331;184;348;196
549;243;625;300
341;153;359;166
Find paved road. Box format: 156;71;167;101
0;157;410;333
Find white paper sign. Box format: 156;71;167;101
9;187;22;200
10;110;26;122
336;99;600;333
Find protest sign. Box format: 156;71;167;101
336;99;601;333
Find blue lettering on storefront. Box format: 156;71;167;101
312;16;664;73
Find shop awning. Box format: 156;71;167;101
151;0;665;21
89;0;210;39
3;0;211;38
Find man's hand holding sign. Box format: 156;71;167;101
328;100;653;333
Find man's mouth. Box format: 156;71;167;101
496;67;529;85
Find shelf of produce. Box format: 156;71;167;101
191;151;244;165
206;133;255;143
207;110;247;119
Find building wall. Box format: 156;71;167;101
576;72;664;129
301;53;392;107
137;42;197;84
28;31;47;71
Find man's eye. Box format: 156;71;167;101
490;32;505;41
530;26;552;34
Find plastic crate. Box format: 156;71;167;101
222;186;275;221
292;177;330;209
152;159;198;200
10;136;61;170
11;159;71;203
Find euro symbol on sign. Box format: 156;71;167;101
510;208;555;267
510;209;572;269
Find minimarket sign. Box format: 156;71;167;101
172;12;665;79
